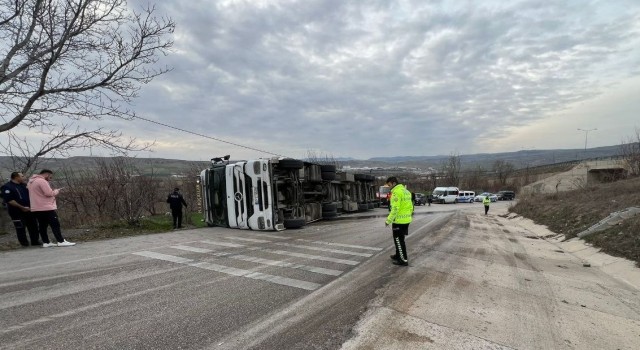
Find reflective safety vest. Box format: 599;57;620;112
483;197;491;206
386;184;413;225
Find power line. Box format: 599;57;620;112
130;114;287;157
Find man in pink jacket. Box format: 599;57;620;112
28;169;76;247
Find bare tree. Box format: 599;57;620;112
441;152;461;186
0;0;174;165
492;160;516;186
620;127;640;176
463;165;487;191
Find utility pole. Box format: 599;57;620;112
577;128;597;151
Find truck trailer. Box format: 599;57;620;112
199;156;377;231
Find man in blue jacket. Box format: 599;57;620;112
1;172;40;246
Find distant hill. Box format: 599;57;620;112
0;144;626;179
358;144;623;169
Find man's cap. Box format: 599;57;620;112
174;187;179;191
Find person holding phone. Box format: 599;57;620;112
28;169;76;247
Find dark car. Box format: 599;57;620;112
498;190;515;200
414;193;427;206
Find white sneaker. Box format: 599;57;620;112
57;240;76;247
42;243;57;248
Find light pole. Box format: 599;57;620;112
577;128;597;151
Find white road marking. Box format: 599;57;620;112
133;251;193;264
224;237;272;243
134;251;321;291
190;262;320;290
200;240;245;248
261;249;360;265
274;243;373;257
296;239;384;251
246;233;289;240
170;245;213;253
230;254;343;276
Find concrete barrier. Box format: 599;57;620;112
577;207;640;238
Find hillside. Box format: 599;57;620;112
510;176;640;266
0;144;626;179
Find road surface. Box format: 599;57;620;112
1;201;638;349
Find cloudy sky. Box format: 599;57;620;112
80;0;640;160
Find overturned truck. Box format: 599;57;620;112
199;156;377;231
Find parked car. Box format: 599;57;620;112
474;192;498;202
414;193;427;206
457;190;475;203
498;190;515;200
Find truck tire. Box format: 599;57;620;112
321;171;336;181
367;203;374;210
322;211;338;219
283;218;306;229
279;159;304;170
354;174;367;181
358;203;368;211
322;203;338;212
320;165;337;173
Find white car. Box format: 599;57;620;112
474;192;498;202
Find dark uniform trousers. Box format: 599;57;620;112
10;211;40;246
172;208;183;228
392;223;409;263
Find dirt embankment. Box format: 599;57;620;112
510;176;640;266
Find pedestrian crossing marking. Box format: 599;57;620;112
273;242;373;257
230;254;343;276
167;246;344;276
296;239;383;251
224;237;272;244
134;251;320;291
133;251;193;264
170;245;213;253
260;249;360;265
200;240;245;248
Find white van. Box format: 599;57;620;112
432;186;460;204
457;190;475;203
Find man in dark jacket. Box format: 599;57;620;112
1;172;40;246
167;187;188;229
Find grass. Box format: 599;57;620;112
0;212;208;250
510;176;640;266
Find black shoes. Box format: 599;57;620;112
390;254;397;260
392;260;409;266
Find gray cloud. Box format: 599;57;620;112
121;0;640;160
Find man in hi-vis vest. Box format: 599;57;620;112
385;176;413;266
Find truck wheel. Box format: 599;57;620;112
358;203;368;211
283;218;306;229
354;174;368;181
320;165;337;173
322;211;338;219
279;159;304;170
321;171;336;181
367;203;375;210
322;202;338;212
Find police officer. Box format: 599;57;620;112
385;176;414;266
1;172;40;247
483;195;491;215
167;187;188;229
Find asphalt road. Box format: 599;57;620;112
2;201;638;349
0;202;455;350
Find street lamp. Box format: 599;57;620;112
577;128;597;151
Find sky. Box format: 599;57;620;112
8;0;640;162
